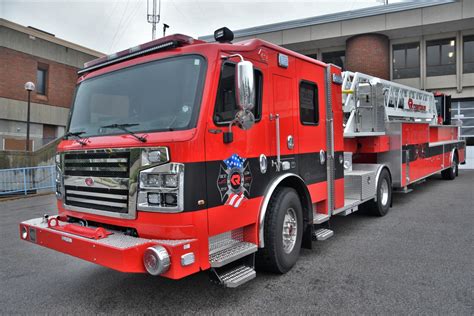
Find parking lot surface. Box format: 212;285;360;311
1;171;473;314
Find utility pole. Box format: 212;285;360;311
147;0;160;40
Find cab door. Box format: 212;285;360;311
204;58;271;237
295;59;328;209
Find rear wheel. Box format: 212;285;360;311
441;153;458;180
367;168;392;217
256;187;303;274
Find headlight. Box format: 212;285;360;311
163;174;178;188
137;163;184;212
141;148;169;166
142;174;178;188
145;174;163;187
147;192;161;205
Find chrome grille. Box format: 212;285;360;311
63;150;131;215
64;152;129;178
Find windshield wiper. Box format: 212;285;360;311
100;123;147;143
63;131;88;146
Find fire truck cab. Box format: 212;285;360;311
20;28;465;287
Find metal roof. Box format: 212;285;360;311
199;0;458;41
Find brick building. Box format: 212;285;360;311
0;19;104;151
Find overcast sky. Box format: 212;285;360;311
3;0;405;54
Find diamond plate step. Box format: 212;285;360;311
313;212;330;224
219;265;256;288
209;241;257;268
313;228;334;241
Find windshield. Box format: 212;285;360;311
68;55;207;137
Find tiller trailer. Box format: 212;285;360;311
20;28;465;287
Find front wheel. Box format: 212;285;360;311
256;187;303;274
367;168;392;217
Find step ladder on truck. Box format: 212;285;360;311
18;28;466;288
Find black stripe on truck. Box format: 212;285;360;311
184;151;344;212
401;141;465;163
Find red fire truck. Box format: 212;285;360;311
20;28;465;287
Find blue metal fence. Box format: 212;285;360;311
0;165;56;196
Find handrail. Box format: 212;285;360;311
0;165;56;196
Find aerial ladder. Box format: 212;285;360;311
341;71;438;137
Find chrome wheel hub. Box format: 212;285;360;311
380;178;389;206
282;208;297;254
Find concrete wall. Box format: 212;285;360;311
0;96;69;150
0;138;59;169
0;97;70;125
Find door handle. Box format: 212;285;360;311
287;135;294;150
320;149;326;165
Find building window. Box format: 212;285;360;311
463;35;474;74
305;53;318;60
392;43;420;79
213;62;263;125
299;81;319;125
36;66;48;95
322;51;345;69
426;38;456;77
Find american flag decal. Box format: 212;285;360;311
217;153;253;209
225;192;247;208
224;154;245;169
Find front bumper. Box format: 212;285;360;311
19;217;200;279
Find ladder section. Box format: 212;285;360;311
342;71;438;137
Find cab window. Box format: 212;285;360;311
299;80;319;125
213;62;262;125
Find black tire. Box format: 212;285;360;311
367;168;392;217
256;187;303;274
441;153;458;180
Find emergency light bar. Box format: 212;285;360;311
78;34;197;75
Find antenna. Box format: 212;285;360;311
163;23;169;37
147;0;161;40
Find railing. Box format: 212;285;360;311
0;165;56;196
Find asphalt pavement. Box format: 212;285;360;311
1;171;473;314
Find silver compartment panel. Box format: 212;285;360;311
344;170;376;201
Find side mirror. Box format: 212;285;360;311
235;60;255;111
223;58;256;144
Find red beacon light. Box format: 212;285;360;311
78;34;201;75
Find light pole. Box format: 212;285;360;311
24;82;35;151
